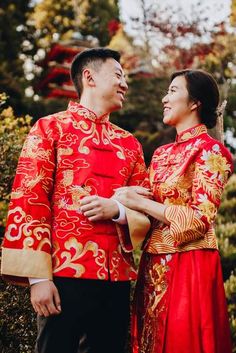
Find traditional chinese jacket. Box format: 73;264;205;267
146;124;233;254
1;101;150;284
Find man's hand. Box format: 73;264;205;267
80;196;119;221
30;280;61;317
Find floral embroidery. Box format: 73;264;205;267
140;254;172;353
146;124;233;253
200;145;231;181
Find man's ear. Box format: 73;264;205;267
190;100;201;112
82;68;95;88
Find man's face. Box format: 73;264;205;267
92;58;128;112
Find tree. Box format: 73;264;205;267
31;0;120;48
216;174;236;350
31;0;76;48
74;0;120;46
123;0;234;78
0;0;34;113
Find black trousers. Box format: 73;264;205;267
35;277;131;353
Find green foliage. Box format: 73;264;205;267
224;271;236;352
0;1;33;113
0;278;36;353
216;174;236;349
31;0;76;48
31;0;119;47
77;0;120;46
224;84;236;154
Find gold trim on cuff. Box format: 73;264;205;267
1;248;52;285
116;208;150;252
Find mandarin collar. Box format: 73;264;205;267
68;101;110;124
175;124;207;143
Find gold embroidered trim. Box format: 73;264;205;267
177;124;207;143
1;247;52;280
116;208;150;252
68;102;109;123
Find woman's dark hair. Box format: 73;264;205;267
171;69;220;129
70;47;120;98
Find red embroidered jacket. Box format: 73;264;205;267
1;102;148;283
146;124;233;254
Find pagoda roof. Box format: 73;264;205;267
46;87;77;99
41;42;89;66
36;65;70;90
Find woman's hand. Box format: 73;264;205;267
113;186;152;211
114;186;169;224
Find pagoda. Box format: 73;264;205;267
35;39;93;99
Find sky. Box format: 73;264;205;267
119;0;232;35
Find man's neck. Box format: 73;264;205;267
79;95;110;118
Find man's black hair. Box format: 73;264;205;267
70;47;121;98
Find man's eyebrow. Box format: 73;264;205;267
115;68;126;77
169;85;178;89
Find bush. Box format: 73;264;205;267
0;278;36;353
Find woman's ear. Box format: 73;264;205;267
190;100;201;112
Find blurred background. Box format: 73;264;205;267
0;0;236;351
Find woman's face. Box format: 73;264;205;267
162;75;196;129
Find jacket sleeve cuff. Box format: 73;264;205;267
28;278;50;285
112;200;127;224
164;205;206;245
1;247;52;286
116;207;151;252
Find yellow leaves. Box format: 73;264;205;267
203;32;236;79
0;92;8;104
32;0;74;26
205;52;220;66
30;0;76;47
62;17;71;27
61;29;74;41
230;0;236;27
108;26;134;56
1;107;14;119
0;106;32;135
0;96;32;159
8;4;16;12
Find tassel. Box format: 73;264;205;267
216;99;227;144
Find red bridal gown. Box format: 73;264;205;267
132;124;233;353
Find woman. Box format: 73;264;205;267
115;69;233;353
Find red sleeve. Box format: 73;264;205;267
165;141;233;246
1;116;59;284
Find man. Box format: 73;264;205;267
1;48;150;353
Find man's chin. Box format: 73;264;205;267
163;115;172;125
110;102;123;112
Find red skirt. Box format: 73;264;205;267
132;250;232;353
